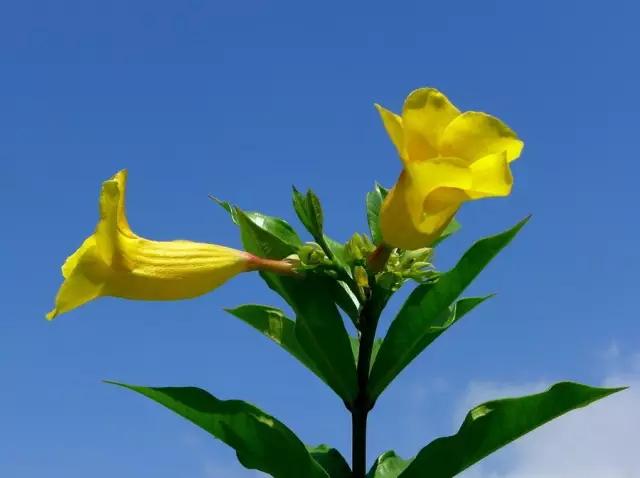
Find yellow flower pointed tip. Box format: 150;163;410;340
47;170;253;319
378;88;524;250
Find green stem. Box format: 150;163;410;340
352;295;381;477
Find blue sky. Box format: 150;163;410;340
2;1;639;477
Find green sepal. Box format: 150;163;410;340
369;217;530;401
107;382;329;478
399;382;625;478
367;451;411;477
308;445;352;478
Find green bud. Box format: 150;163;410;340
354;266;369;288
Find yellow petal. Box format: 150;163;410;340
380;167;467;250
375;103;406;161
439;111;524;164
61;236;96;278
402;88;460;162
47;240;109;320
467;152;513;198
105;239;252;301
380;172;430;250
405;157;473;200
47;170;254;319
95;169;133;264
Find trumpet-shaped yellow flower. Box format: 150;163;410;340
377;87;524;250
47;170;261;320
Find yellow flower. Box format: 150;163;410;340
376;87;524;250
47;170;264;320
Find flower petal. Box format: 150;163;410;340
467;152;513;198
380;172;432;250
95;169;132;264
380;160;470;250
61;236;95;278
439;111;524;164
402;88;460;162
405;157;473;199
106;239;251;300
47;241;108;320
375;103;406;161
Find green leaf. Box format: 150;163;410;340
211;196;303;258
308;445;352;478
292;187;347;266
292;186;324;241
350;336;383;369
109;382;329;478
399;382;625;478
292;276;358;403
226;304;324;383
369;217;529;401
367;451;411;478
368;295;489;401
233;209;357;403
329;280;360;326
366;183;389;245
433;218;461;246
322;234;349;267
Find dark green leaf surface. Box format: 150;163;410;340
366;183;389;245
308;445;352;478
369;217;529;400
367;451;411;478
399;382;625;478
226;304;324;382
234;208;357;403
109;382;329;478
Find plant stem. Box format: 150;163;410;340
352;296;380;477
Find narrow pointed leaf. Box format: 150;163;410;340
292;186;324;241
212;196;303;257
328;279;359;324
369;295;489;401
308;445;352;478
292;276;358;403
226;304;324;382
234;209;357;403
399;382;625;478
109;382;329;478
292;187;346;266
366;183;389;245
369;217;529;401
367;451;411;478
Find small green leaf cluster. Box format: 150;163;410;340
114;186;624;478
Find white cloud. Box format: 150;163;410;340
459;346;640;478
